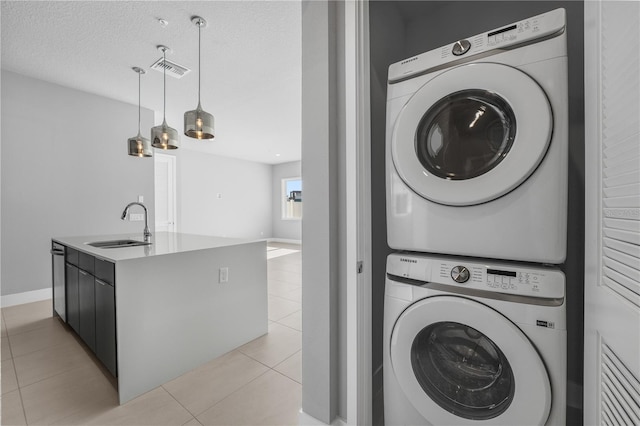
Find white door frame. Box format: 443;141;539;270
154;152;177;233
345;1;372;424
299;2;372;424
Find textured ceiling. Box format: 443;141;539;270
1;0;301;165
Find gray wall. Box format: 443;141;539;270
272;160;302;241
301;0;340;423
178;149;272;240
1;70;155;296
369;2;584;424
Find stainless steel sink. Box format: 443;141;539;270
86;239;151;249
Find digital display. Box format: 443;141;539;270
487;268;517;277
488;24;517;37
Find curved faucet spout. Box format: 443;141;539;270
121;202;152;242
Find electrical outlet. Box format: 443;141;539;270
219;267;229;283
130;213;145;221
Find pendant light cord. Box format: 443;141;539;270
163;49;167;121
137;71;142;133
198;23;202;105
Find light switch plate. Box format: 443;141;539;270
130;213;144;222
219;267;229;283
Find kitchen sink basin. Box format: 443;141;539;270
87;239;151;249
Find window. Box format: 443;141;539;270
282;177;302;220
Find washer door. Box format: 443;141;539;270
390;296;551;425
391;62;552;206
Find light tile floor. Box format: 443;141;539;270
0;243;302;426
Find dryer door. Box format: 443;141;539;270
391;62;552;206
390;295;552;425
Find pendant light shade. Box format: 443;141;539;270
151;45;180;150
184;104;214;140
184;16;215;140
151;119;180;150
127;67;153;157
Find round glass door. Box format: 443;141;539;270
416;90;516;180
411;321;514;420
390;296;552;425
391;63;552;206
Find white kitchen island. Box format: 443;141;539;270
52;232;267;404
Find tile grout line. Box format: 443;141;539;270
8;331;79;360
274;321;302;333
3;310;29;425
15;360;29;425
3;318;63;339
272;350;302;384
266;257;302;383
2;323;21;420
161;384;202;424
6;326;15;360
235;350;278;371
270;366;302;386
236;348;301;384
273;292;302;303
162;348;282;421
188;368;274;420
15;360;86;393
11;336;96;392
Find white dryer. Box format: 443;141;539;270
386;9;568;263
384;253;566;425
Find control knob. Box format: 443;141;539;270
452;39;471;56
451;266;470;283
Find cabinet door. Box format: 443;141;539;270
95;279;117;376
78;270;96;351
65;263;80;333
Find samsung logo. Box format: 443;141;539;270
401;57;418;65
536;320;555;329
400;258;417;263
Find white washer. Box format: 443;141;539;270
386;9;568;263
384;253;566;425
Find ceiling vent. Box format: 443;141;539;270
150;57;191;79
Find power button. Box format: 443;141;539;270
452;39;471;56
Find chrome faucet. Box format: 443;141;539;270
121;202;152;242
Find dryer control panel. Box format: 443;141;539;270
387;253;565;300
388;8;566;83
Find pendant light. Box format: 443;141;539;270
151;45;180;150
184;16;215;139
127;67;153;157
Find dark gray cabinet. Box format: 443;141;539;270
65;263;80;333
58;242;117;377
95;278;117;376
78;269;96;352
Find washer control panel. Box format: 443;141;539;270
388;8;566;83
387;253;564;299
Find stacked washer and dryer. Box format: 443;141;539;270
383;9;569;426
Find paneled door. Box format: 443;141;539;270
154;153;176;232
584;1;640;424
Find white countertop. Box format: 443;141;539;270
52;232;260;262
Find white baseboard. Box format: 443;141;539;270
299;410;346;426
1;288;52;308
268;238;302;245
